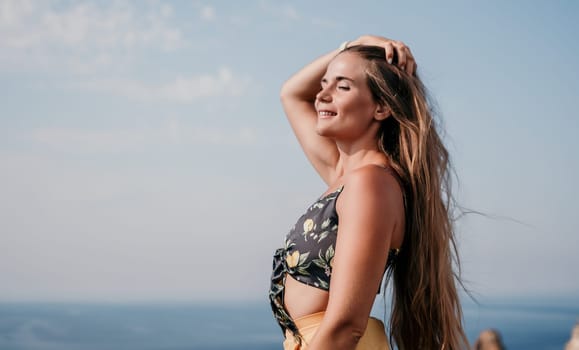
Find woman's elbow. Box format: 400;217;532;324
324;317;368;346
279;80;293;101
280;80;309;103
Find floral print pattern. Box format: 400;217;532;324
269;186;401;344
269;188;342;344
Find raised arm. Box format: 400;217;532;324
280;35;416;185
279;47;342;185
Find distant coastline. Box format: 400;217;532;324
0;296;577;350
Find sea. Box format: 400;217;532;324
0;297;577;350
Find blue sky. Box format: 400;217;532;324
0;0;577;302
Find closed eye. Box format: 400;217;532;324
338;85;350;90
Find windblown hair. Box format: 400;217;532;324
343;45;468;350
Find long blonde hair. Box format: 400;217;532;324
344;45;468;350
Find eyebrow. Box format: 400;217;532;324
336;76;355;83
321;76;356;83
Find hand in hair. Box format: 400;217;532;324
348;35;417;75
280;34;417;185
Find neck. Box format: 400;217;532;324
334;133;387;176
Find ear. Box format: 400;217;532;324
374;104;391;121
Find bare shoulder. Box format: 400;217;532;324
336;164;405;247
339;164;404;208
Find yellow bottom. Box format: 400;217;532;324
283;311;390;350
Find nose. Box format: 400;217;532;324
315;86;332;103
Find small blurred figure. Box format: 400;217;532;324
473;329;505;350
565;323;579;350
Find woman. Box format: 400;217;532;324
269;34;467;350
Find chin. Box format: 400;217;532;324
316;122;349;140
315;124;332;138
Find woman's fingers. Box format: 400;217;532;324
354;35;417;75
393;42;417;75
383;42;395;64
393;41;408;70
407;58;417;75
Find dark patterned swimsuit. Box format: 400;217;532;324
269;186;399;343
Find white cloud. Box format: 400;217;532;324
159;3;174;18
258;1;300;21
200;5;216;21
75;67;251;102
0;0;186;50
281;4;300;21
0;0;35;27
67;53;115;75
28;127;153;153
310;17;336;28
26;123;259;154
257;1;335;27
0;0;187;73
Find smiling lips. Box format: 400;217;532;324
318;110;337;118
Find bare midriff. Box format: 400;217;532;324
283;273;329;320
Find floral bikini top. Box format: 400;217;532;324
269;186;399;341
